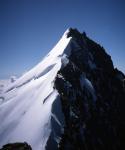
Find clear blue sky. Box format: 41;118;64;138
0;0;125;78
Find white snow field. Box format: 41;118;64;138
0;29;72;150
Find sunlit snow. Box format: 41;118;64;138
0;29;71;150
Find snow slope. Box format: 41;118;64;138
0;29;71;150
0;79;11;105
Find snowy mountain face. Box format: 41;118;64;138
0;28;125;150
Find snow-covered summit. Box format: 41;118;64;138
5;29;72;93
0;28;125;150
0;28;73;150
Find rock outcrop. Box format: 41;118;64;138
0;142;32;150
54;28;125;150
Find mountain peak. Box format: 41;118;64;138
0;28;125;150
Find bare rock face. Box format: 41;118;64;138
0;142;32;150
54;28;125;150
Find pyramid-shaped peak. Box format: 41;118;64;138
1;28;125;150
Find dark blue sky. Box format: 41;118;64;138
0;0;125;78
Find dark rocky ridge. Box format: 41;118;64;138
54;28;125;150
